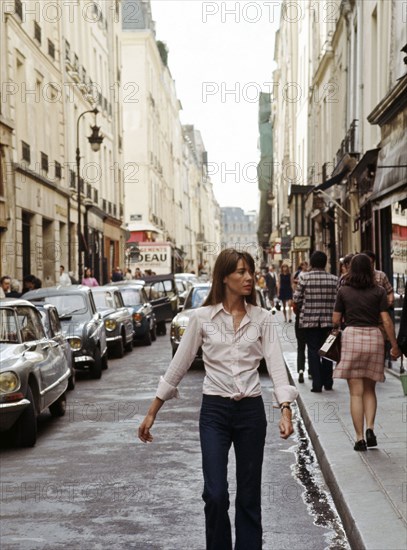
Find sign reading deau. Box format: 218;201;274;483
293;236;311;251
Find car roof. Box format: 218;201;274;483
141;274;175;283
24;285;92;299
0;297;37;308
107;280;145;287
91;286;120;293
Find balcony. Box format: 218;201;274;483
336;120;358;164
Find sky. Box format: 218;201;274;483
151;0;281;212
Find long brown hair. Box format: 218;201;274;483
203;249;257;306
345;253;375;289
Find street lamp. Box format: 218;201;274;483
76;108;103;282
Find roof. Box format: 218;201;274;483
23;285;92;299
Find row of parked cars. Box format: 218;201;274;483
0;273;197;448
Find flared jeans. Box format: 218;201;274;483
199;394;267;550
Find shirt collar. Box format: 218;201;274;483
210;301;253;320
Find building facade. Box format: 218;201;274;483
1;0;125;285
121;0;220;274
271;0;406;284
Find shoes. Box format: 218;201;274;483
354;440;367;451
298;370;304;383
271;307;276;315
324;385;333;391
310;388;322;393
288;319;292;323
308;372;312;380
366;429;377;447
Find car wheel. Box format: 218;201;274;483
150;323;157;342
115;333;125;358
90;347;103;379
102;352;109;370
143;327;152;346
14;386;37;447
157;321;167;336
67;368;76;391
125;338;133;352
49;392;67;417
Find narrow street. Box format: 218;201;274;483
1;331;349;550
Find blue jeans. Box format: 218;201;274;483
199;394;267;550
304;326;333;390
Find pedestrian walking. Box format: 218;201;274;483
6;279;22;298
111;266;124;282
293;251;338;392
292;261;308;291
265;265;277;309
337;253;354;290
59;265;72;287
332;253;401;451
81;267;99;287
138;248;298;550
277;264;293;322
0;275;11;297
125;268;133;280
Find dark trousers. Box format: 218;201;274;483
199;394;267;550
295;315;306;372
304;326;333;390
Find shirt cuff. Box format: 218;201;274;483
156;376;180;401
274;384;299;405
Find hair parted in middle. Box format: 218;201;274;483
203;248;257;306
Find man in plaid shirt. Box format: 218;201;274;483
293;251;338;392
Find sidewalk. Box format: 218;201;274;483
276;313;407;550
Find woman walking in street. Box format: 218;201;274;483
81;267;99;287
332;254;401;451
277;263;293;322
138;248;298;550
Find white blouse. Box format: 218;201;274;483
156;302;298;405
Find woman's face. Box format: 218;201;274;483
223;259;254;297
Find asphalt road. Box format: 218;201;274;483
1;331;349;550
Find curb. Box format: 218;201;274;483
285;360;365;550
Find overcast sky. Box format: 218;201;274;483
151;0;281;212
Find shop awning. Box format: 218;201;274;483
126;221;163;233
313;169;349;192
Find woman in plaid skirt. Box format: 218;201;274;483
332;254;401;451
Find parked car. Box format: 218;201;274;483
91;286;134;357
170;283;211;359
140;274;179;335
36;303;76;390
0;298;70;447
174;273;199;289
112;282;157;345
24;286;108;379
175;279;189;307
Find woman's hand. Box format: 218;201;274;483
279;410;294;439
390;344;401;360
138;413;156;443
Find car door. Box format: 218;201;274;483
17;306;62;408
145;281;173;323
48;307;72;374
114;291;133;340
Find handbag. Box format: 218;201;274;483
319;329;342;362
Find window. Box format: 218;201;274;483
22;141;30;163
34;22;41;44
65;40;70;62
48;39;55;60
70;169;76;189
55;161;62;179
15;0;23;19
41;152;49;173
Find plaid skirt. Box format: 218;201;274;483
333;326;385;382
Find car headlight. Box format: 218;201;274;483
68;337;82;350
0;371;20;394
133;313;143;322
105;319;117;331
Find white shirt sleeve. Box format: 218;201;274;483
262;313;299;404
156;310;203;401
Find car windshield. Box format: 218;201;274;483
120;288;142;306
40;295;87;316
184;287;210;310
0;308;19;343
93;291;115;310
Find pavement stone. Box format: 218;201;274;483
276;312;407;550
